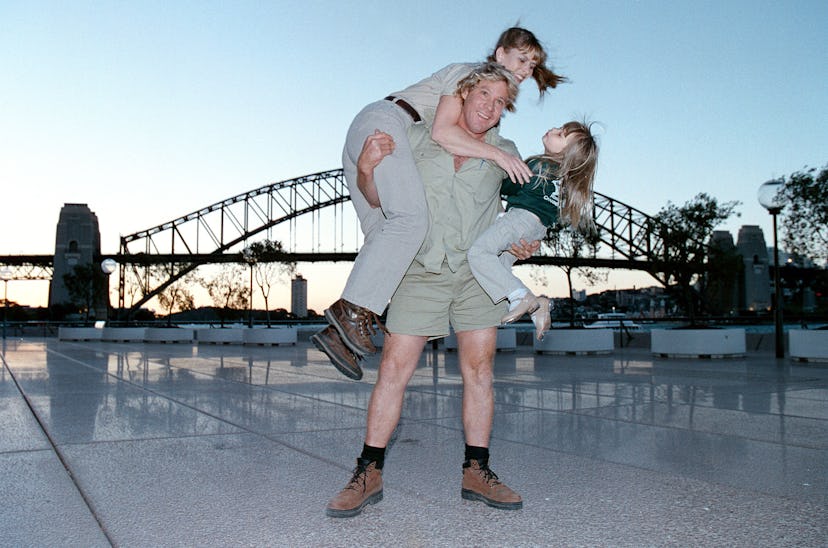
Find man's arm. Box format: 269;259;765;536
357;130;395;209
431;95;532;184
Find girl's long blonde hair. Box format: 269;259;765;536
530;120;598;231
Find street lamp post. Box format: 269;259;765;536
101;258;118;323
0;267;11;341
242;247;256;328
758;180;785;359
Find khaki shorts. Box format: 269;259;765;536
386;259;506;338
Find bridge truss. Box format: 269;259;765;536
115;168;697;314
0;256;53;279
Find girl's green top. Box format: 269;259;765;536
500;157;560;228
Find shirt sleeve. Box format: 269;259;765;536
436;63;479;97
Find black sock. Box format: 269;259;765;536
464;444;489;465
360;443;386;469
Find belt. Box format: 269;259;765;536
384;96;421;123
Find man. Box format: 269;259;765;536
326;63;532;518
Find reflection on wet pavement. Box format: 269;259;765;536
1;338;826;546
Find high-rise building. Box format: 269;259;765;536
707;230;740;314
736;225;771;312
291;274;308;318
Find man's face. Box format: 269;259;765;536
459;79;509;138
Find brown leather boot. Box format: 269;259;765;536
311;325;363;380
325;299;384;357
461;459;522;510
326;458;383;518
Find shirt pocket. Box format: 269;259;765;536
470;168;502;206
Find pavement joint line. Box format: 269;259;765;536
2;349;117;547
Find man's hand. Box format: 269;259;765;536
357;130;395;208
358;130;395;172
507;238;541;260
495;150;533;185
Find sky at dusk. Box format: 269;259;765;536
1;1;826;313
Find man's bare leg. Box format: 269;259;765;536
456;327;497;447
456;327;522;510
326;332;426;518
365;333;427;447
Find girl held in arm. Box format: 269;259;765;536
467;120;599;340
313;27;567;380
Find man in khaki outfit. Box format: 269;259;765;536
327;63;537;518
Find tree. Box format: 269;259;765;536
124;268;145;308
245;240;296;326
779;164;828;265
534;224;607;326
152;264;197;324
62;263;107;321
653;193;740;324
200;264;249;326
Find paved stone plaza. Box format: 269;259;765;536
1;336;826;546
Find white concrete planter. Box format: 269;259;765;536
101;327;147;342
243;327;297;346
789;330;828;362
445;327;516;352
534;328;613;355
144;327;194;343
58;327;103;341
651;328;745;358
195;328;245;345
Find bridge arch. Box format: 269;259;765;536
118;169;696;313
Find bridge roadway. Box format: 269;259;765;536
0;251;676;270
0;168;707;309
1;335;825;546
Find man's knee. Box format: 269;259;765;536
464;356;494;382
460;352;494;389
376;334;426;382
457;331;496;380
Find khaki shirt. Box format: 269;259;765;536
390;63;476;126
408;123;520;274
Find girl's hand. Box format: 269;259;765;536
507;238;540;260
495;150;533;185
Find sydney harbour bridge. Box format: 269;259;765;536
0;168;697;314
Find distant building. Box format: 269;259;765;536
49;203;108;317
291;275;308;318
603;286;669;318
736;225;771;311
706;230;740;314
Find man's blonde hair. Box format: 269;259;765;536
454;62;519;113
